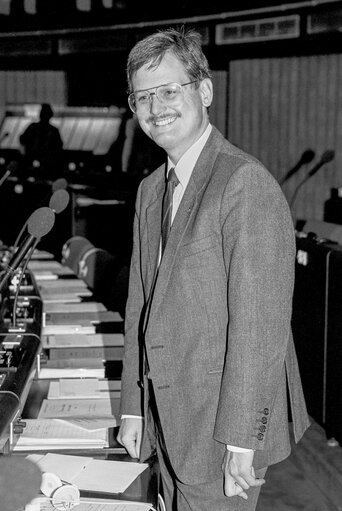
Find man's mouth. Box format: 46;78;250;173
153;115;178;127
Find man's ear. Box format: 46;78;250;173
199;78;213;108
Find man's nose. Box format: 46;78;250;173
149;93;164;114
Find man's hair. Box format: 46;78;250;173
126;27;212;93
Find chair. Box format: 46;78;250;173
61;236;94;275
77;247;129;315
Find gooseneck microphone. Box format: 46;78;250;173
12;188;69;253
49;188;70;214
289;150;335;209
51;177;68;192
0;207;55;292
280;149;315;185
307;149;335;177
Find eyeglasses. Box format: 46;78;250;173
128;81;197;113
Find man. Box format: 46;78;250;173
117;27;310;511
20;103;63;180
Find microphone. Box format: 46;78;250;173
0;207;55;292
51;177;68;192
280;149;315;185
12;188;69;253
307;149;335;177
289;149;335;209
49;188;70;214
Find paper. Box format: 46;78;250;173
28;453;149;494
41;325;96;336
60;417;119;431
28;260;66;272
42;294;82;303
34;273;58;281
39;279;89;289
14;419;108;451
44;311;122;326
40;287;92;297
38;398;120;421
38;368;106;379
26;497;152;511
48;379;121;399
44;302;107;313
43;334;124;348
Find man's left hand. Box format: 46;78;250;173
222;450;265;500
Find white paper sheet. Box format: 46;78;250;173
27;453;149;494
38;398;119;420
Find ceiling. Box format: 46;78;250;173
0;0;340;32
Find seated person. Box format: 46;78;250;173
19;103;63;180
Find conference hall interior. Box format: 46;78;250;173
0;1;342;510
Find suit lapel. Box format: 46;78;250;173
149;127;224;312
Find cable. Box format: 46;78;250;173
158;493;166;511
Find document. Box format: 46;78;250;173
47;379;121;399
38;368;106;379
39;279;89;289
26;453;149;494
26;497;153;510
40;287;92;297
41;294;83;303
41;325;96;336
43;333;124;348
34;272;58;281
38;398;120;421
44;302;107;314
28;260;69;273
13;419;108;451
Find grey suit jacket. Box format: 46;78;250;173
120;126;310;485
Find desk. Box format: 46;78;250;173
0;251;159;510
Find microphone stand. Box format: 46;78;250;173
11;240;38;330
289;174;311;210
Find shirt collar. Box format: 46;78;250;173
167;124;212;189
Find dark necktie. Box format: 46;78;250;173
161;167;179;255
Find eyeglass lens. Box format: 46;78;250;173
129;83;184;112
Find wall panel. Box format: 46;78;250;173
0;70;66;107
228;55;342;222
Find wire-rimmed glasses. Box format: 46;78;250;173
128;81;197;113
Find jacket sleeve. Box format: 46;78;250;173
120;183;145;417
213;162;295;450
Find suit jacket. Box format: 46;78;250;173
120;126;310;485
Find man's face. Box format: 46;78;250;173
131;52;212;163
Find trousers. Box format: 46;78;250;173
147;380;267;511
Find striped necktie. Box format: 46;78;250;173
161;167;179;255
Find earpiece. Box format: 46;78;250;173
40;473;80;510
40;472;62;498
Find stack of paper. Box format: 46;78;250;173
38;367;107;379
42;333;124;362
38;397;120;422
14;419;109;451
47;379;121;400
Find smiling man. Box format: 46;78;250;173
117;27;309;511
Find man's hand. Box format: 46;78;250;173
222;450;265;500
117;417;144;459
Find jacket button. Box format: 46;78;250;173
264;408;269;415
257;433;264;441
259;425;266;432
261;417;268;424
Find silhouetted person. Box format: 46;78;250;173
19;103;63;180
